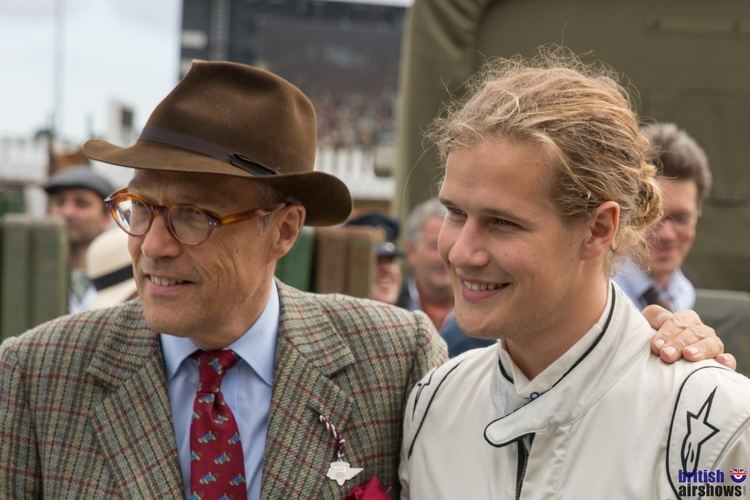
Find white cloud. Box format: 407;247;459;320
0;0;180;142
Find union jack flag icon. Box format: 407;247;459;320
730;468;747;483
214;452;231;465
199;472;217;484
228;433;241;445
198;431;216;443
229;474;246;486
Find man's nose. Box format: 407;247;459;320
448;222;490;268
140;212;183;259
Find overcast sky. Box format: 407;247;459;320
0;0;182;144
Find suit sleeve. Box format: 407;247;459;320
0;338;41;499
404;309;447;400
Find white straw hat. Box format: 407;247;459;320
86;228;137;310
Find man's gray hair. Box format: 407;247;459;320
407;197;446;244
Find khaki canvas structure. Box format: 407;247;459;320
396;0;750;292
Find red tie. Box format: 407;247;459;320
190;350;247;500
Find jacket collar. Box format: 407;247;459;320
86;300;184;497
485;284;654;446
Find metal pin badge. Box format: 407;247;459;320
318;414;363;485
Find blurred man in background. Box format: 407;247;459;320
614;123;711;311
43;165;114;312
397;198;454;329
346;212;404;305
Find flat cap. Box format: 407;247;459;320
43;166;115;200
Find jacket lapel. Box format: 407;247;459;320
87;302;183;497
261;283;357;499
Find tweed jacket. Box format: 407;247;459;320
0;281;446;499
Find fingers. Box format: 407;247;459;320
715;353;738;371
642;304;671;331
647;308;721;364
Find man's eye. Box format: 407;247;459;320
446;207;465;218
490;218;518;229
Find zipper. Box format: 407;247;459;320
515;437;529;500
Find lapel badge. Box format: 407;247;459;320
318;413;363;485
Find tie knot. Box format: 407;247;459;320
192;350;238;393
642;286;674;311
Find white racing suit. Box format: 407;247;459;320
400;283;750;499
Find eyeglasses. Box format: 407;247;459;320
656;210;701;231
104;188;285;246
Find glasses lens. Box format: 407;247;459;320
113;196;151;235
662;211;697;229
169;205;211;245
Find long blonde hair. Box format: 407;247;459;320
432;48;662;266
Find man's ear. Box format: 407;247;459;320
581;201;620;261
405;240;417;266
270;204;305;260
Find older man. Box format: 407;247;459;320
0;61;444;499
397;198;454;329
0;61;732;500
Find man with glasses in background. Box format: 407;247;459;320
614;122;711;312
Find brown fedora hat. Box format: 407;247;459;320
82;60;352;226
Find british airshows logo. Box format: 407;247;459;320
676;468;748;497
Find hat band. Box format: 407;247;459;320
139;127;278;177
92;264;134;291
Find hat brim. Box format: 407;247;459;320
83;139;352;226
89;279;138;310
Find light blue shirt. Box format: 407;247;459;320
612;258;695;312
160;280;279;500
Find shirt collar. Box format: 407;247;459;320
613;258;695;310
160;280;280;386
495;282;614;414
612;258;653;300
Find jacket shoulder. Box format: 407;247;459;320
0;299;146;369
278;282;444;353
403;346;494;454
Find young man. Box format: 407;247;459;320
44;165;114;311
400;55;749;499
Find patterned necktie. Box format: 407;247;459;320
642;286;674;311
190;350;247;500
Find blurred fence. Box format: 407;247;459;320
0;215;68;342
